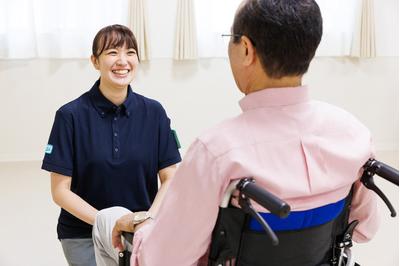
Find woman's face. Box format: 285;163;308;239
92;44;139;90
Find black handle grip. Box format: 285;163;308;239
238;180;290;218
373;161;399;186
362;159;399;217
122;231;134;243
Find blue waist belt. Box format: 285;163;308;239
249;199;345;232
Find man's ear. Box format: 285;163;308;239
241;35;256;66
91;55;100;70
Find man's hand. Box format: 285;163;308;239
112;212;135;251
111;212;152;251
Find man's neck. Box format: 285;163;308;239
245;72;302;95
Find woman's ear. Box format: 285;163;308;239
241;35;256;66
91;55;100;70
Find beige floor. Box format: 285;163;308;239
0;151;398;266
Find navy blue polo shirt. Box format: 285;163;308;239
42;80;181;239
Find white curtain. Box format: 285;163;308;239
0;0;129;59
174;0;198;60
350;0;376;58
129;0;150;61
195;0;241;58
311;0;359;56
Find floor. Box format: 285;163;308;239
0;151;398;266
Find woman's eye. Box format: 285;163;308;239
107;51;117;55
128;50;137;55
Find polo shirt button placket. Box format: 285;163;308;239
112;112;120;159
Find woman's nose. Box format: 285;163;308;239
116;54;128;65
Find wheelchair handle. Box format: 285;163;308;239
364;159;399;186
237;178;290;218
362;159;399;217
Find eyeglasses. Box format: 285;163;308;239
221;33;256;47
221;34;242;47
221;33;242;39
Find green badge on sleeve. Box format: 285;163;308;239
45;144;53;154
171;129;181;149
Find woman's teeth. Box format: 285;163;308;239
112;70;129;74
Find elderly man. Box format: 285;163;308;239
93;0;379;265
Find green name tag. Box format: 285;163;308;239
172;129;181;149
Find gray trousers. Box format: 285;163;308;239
60;238;96;266
93;207;132;266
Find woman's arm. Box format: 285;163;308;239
51;172;98;225
112;164;178;249
148;164;178;217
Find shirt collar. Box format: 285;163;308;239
89;80;135;118
239;86;309;111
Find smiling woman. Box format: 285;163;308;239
91;26;140;103
41;24;182;266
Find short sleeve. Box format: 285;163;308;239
157;106;181;170
41;110;74;176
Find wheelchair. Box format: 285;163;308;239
119;159;399;266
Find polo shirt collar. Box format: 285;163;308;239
239;85;309;111
89;80;135;118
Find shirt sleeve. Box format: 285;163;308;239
130;139;228;266
157;106;182;170
41;110;74;177
349;179;380;243
349;139;380;243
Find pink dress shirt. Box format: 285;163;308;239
131;86;379;266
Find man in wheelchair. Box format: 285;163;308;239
92;0;389;265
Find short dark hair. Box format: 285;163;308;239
232;0;322;78
92;24;140;61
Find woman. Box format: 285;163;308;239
41;24;181;266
